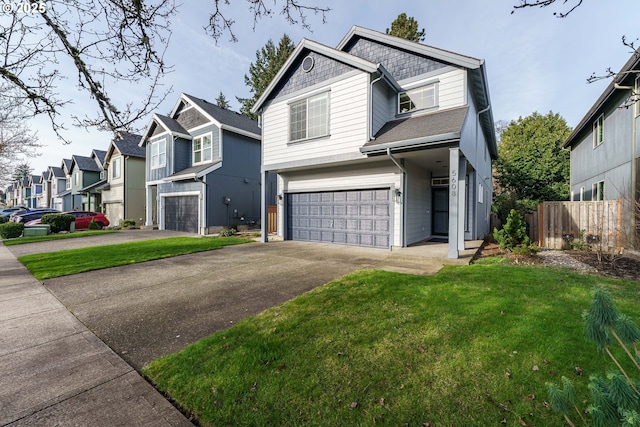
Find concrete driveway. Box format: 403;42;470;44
39;238;390;370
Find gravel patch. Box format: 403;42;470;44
537;250;598;274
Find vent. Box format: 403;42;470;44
432;178;449;186
302;55;314;73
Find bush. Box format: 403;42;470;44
88;218;102;230
120;219;137;228
0;216;8;224
41;213;75;233
0;222;24;239
493;209;531;250
219;227;237;237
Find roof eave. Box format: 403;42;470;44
360;132;461;155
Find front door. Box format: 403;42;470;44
432;187;449;236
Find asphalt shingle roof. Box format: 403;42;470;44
72;155;101;172
113;133;145;157
49;166;65;178
184;94;261;136
155;114;189;136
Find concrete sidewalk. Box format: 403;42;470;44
0;244;193;427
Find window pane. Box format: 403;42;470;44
290;100;307;141
308;95;328;138
399;84;436;113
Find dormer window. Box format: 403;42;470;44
398;83;438;114
193;133;213;164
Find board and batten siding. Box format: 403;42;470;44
263;72;369;167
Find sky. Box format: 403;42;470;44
17;0;640;177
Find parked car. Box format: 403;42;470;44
1;206;28;217
26;210;110;229
11;209;60;223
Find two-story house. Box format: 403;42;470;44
26;175;42;208
57;159;74;211
140;93;274;234
39;170;50;208
252;26;497;258
47;165;67;211
69;151;106;211
102;133;146;226
563;51;640;240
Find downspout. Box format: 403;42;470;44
476;104;492;237
387;148;407;248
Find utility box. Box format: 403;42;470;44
23;225;51;237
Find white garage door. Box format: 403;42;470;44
286;189;390;248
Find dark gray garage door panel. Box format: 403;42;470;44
287;189;390;248
164;196;198;233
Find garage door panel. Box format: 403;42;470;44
286;189;390;249
164;196;198;233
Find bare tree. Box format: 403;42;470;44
0;86;40;185
511;0;584;17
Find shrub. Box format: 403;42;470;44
493;209;530;250
0;222;24;239
120;219;137;228
89;218;102;230
0;216;8;224
219;227;237;237
41;213;75;233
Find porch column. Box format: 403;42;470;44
145;185;153;226
448;148;460;259
458;158;467;251
261;170;269;243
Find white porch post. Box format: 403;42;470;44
261;170;269;243
448;148;460;259
458;158;467;251
145;185;153;226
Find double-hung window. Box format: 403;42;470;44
398;83;437;114
593;114;604;147
111;157;121;179
290;92;329;142
150;138;166;169
193;134;213;164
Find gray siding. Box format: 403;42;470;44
344;37;448;81
405;160;430;244
173;138;192;173
175;106;208;130
372;81;392;136
146;134;172;182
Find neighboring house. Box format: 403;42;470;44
563;52;640;238
140;93;273;234
48;165;67;211
5;184;14;206
39;170;51;208
252;26;497;258
102;132;146;226
57;158;74;211
69;151;106;211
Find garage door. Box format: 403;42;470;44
287;189;390;248
164;196;198;233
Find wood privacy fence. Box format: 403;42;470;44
526;200;623;250
267;205;277;233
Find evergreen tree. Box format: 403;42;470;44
386;13;425;42
215;91;231;109
238;34;295;118
11;162;32;183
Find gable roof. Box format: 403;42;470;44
362;106;469;154
71;155;101;172
61;158;72;174
181;94;261;138
251;37;398;114
563;52;640;149
106;132;145;164
48;166;65;178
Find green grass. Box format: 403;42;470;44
19;236;253;279
143;264;640;427
2;230;118;246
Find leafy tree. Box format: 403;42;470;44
0;87;40;184
386;13;425;42
493;111;571;220
11;162;32;184
215;91;231;109
0;1;329;141
238;34;295;118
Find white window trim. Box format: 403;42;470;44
111;157;122;179
150;137;166;169
593;114;604;148
74;172;79;187
398;82;439;115
192;132;214;165
289;92;330;143
592;181;604;201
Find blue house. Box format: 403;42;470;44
140;93;274;234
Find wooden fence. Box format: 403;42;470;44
267;205;277;233
526;200;623;250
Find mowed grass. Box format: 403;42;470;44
142;262;640;427
2;230;118;246
19;236;253;280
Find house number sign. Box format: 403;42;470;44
450;170;457;197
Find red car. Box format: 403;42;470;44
26;210;110;229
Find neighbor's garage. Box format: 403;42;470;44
164;196;199;233
286;189;390;248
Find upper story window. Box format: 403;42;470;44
593;114;604;148
66;177;71;190
290;92;329;142
398;83;438;114
150;137;166;169
193;133;213;165
111;157;121;179
74;172;80;186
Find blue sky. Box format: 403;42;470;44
25;0;640;175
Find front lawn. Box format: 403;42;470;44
19;236;253;280
2;230;118;246
142;263;640;427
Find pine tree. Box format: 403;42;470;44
386;13;425;42
215;91;231;109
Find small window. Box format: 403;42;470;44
111;157;121;179
289;92;329;142
193;134;213;165
74;172;79;186
398;84;437;114
580;186;584;201
592;181;604;201
150;137;166;169
593;114;604;147
66;177;71;190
